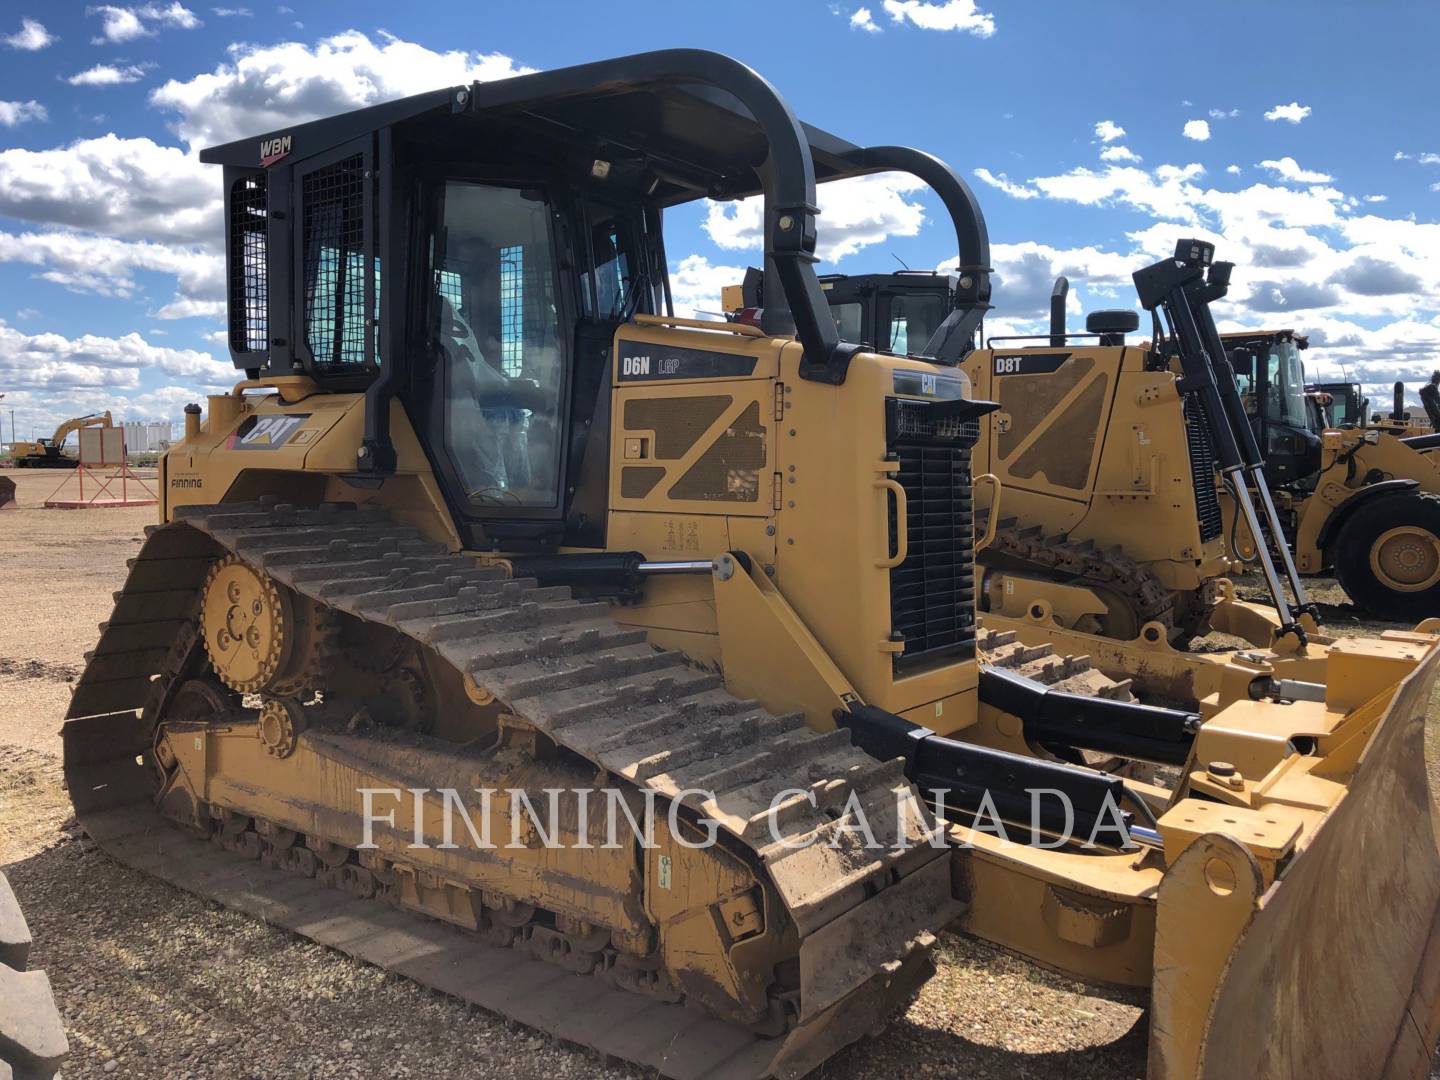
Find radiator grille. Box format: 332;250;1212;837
1184;395;1224;543
887;398;981;674
302;154;371;369
228;173;268;356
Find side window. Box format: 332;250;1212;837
431;183;564;510
301;153;378;370
580;206;638;320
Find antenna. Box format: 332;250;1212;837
891;253;910;271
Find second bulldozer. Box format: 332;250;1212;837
726;254;1312;653
62;50;1440;1080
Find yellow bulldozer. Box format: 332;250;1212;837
63;50;1440;1079
724;252;1316;660
9;411;113;468
1221;329;1440;619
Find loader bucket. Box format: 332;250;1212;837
1150;642;1440;1079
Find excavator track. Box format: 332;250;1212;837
63;500;957;1080
980;516;1201;642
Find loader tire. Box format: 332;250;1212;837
1333;489;1440;621
0;872;68;1080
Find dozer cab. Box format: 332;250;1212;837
1222;329;1440;619
62;50;1440;1079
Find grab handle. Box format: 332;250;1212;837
876;478;909;569
974;472;1002;551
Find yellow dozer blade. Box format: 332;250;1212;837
1150;642;1440;1078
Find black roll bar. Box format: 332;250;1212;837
839;145;993;364
463;49;856;384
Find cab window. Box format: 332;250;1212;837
429;182;564;509
887;292;947;355
833;301;864;342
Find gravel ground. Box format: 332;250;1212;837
0;467;1433;1078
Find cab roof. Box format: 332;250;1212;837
199;74;870;208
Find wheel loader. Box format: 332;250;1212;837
1221;328;1440;619
62;50;1440;1080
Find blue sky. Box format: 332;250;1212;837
2;0;1439;440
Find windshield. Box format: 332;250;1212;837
832;301;864;342
1266;340;1309;429
886;291;948;355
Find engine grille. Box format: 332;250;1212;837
886;398;982;674
1184;395;1224;543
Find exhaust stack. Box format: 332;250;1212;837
1049;276;1069;346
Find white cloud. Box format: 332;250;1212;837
1099;145;1140;163
0;231;222;317
0;322;227;394
1421;153;1440;166
1094;120;1125;143
940;241;1138;322
67;63;148;86
961;146;1440;353
88;2;199;43
982;162;1208;223
3;17;54;50
705;172;929;262
850;7;881;31
211;5;250;13
1208;108;1240;120
1264;101;1311;124
151;30;535;149
14;308;39;319
1365;194;1388;203
668;255;748;319
881;0;994;35
1226;164;1242;175
1257;156;1333;184
1182;119;1211;141
973;168;1039;200
0;135;219;243
0;101;47;126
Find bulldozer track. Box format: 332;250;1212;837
0;871;68;1080
63;499;1127;1079
980;515;1186;640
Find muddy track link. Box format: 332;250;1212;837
63;500;961;1080
0;871;68;1080
980;515;1185;640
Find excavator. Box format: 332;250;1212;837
1221;329;1440;619
10;411;113;468
62;50;1440;1080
